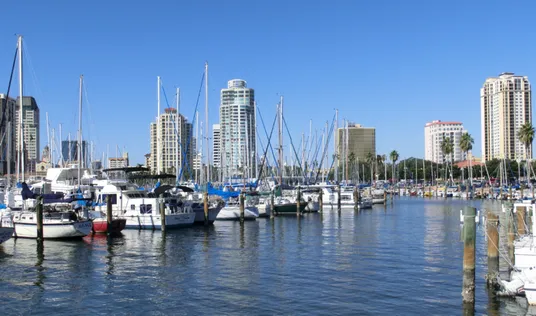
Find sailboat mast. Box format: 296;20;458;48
278;96;284;185
156;76;161;175
195;111;199;183
7;121;11;188
334;109;338;183
176;87;180;184
78;75;83;187
17;35;24;183
205;62;210;183
345;120;349;183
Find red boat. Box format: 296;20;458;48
89;211;126;234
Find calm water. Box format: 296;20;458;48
0;198;531;315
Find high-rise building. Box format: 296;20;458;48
481;72;532;161
14;96;40;173
61;140;88;166
335;123;375;162
424;120;466;163
150;108;193;176
212;124;221;168
219;79;256;178
0;94;17;175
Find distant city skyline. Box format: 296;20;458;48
1;1;536;165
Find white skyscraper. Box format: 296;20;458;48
424;120;466;163
481;72;532;162
212;124;221;168
219;79;256;178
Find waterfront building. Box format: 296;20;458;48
150;108;193;176
424;120;466;163
219;79;256;178
14;96;40;173
335;123;375;162
213;124;221;168
61;140;88;167
481;72;532;161
0;94;17;175
108;152;129;169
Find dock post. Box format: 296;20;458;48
159;193;166;232
353;187;358;211
486;212;499;287
516;205;526;235
318;189;323;213
466;183;469;200
239;191;245;223
106;195;113;235
36;196;44;241
337;184;341;211
505;204;515;267
270;191;275;218
462;206;476;303
203;192;209;226
296;186;301;216
383;190;387;203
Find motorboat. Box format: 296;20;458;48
216;198;259;220
88;210;126;234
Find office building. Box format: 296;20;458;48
335;123;375;162
481;72;532;161
61;140;88;166
0;94;17;175
15;96;40;172
219;79;256;178
424;120;466;163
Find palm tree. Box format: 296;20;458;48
348;152;356;182
376;154;383;182
382;154;387;181
366;152;374;184
389;150;399;184
440;137;454;185
518;122;535;181
459;132;474;185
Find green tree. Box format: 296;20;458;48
366;152;374;183
389;150;399;183
459;132;474;184
440;137;454;185
518;122;535;181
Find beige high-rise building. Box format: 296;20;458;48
424;120;466;163
150;108;193;176
481;72;532;162
335;123;375;162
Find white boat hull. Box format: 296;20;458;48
123;213;195;230
372;198;385;204
13;220;93;239
525;282;536;305
305;201;319;212
216;206;258;220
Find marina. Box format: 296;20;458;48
0;197;533;315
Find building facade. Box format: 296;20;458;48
15;96;40;172
335;123;375;162
424;120;466;163
212;124;221;168
61;140;88;167
150;108;193;177
0;94;17;175
219;79;256;178
481;72;532;161
108;152;129;169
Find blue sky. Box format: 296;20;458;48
1;0;535;164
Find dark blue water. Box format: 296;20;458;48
0;198;529;315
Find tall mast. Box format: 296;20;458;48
78;75;83;187
254;101;258;180
205;62;210;183
46;112;50;164
156;76;161;175
278;96;284;185
59;123;63;167
334;109;338;183
7;121;11;188
176;87;181;184
345;120;349;183
17;35;24;183
195;110;199;183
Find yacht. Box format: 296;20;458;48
216;197;259;220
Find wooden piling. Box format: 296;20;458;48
36;196;44;240
159;193;166;232
462;206;476;303
506;205;515;267
466;183;469;200
486;212;499;286
296;186;301;216
337;184;341;211
203;191;209;226
516;205;526;235
239;191;245;223
353;187;358;211
318;189;323;213
106;195;113;235
270;191;275;218
383;190;387;203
